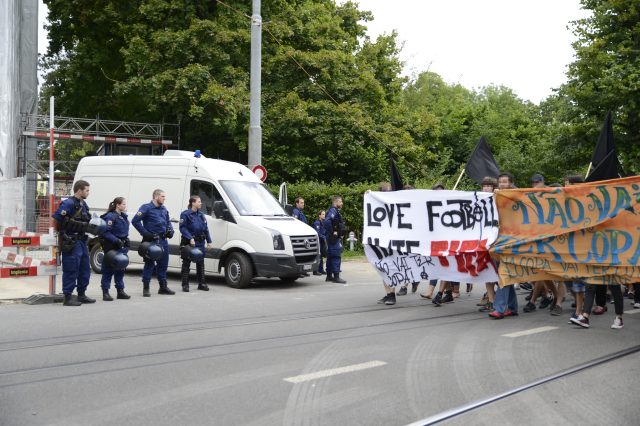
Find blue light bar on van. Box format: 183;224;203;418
194;150;201;158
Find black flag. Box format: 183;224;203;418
465;136;500;184
390;153;404;191
590;109;615;168
585;150;618;182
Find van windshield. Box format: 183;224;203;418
219;181;287;216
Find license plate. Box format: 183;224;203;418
303;264;312;271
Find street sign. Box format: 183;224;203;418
252;165;267;182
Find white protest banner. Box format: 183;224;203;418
363;190;500;286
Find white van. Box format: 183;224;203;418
74;150;320;288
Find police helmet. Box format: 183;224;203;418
103;250;130;270
180;245;204;262
87;215;108;236
138;241;164;261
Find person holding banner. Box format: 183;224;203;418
478;177;498;313
577;283;624;329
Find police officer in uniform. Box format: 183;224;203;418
132;189;175;296
313;210;326;276
293;197;310;278
100;197;131;301
52;180;95;306
324;196;346;284
179;195;212;292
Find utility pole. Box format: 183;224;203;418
248;0;262;168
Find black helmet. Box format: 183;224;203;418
180;245;204;262
138;241;164;261
103;250;130;270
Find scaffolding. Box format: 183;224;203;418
18;113;179;232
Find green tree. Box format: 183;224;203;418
40;0;440;183
556;0;640;176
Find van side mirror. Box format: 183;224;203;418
213;201;225;219
284;204;294;216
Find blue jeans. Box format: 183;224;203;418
142;239;169;282
61;240;91;295
494;285;518;314
101;247;128;290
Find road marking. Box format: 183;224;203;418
502;326;558;338
624;309;640;314
283;361;387;383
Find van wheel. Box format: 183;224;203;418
90;244;104;274
224;252;253;289
279;276;299;283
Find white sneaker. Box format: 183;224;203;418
611;317;624;329
514;283;520;290
634;302;640;309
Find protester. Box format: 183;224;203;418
573;283;624;329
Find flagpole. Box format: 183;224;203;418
585;162;592;178
453;169;464;190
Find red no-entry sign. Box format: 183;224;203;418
252;165;267;182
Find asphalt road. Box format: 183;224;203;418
1;261;639;426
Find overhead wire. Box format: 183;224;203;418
214;0;430;178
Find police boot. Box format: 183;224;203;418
158;280;175;295
196;262;209;291
116;288;131;299
77;291;96;304
102;289;114;301
63;294;81;306
181;267;190;292
143;282;151;297
325;273;333;282
332;274;347;284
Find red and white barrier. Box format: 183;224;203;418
0;227;58;279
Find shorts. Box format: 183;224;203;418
572;281;585;292
563;281;573;291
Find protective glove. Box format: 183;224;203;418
115;240;124;249
166;230;175;239
142;232;154;242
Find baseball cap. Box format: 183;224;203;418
432;183;445;190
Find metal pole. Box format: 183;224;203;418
49;97;56;295
247;0;262;168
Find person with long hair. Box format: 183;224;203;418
313;210;326;276
179;195;212;292
100;197;131;301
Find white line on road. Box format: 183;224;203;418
502;326;558;338
624;309;640;314
283;361;387;383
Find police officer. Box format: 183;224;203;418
313;210;326;276
293;197;310;278
179;195;212;292
100;197;131;301
132;189;175;296
52;180;95;306
324;196;346;284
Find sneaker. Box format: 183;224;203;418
622;289;630;297
571;302;577;308
606;293;611;301
411;282;420;293
523;302;536;312
432;293;442;306
477;293;489;306
489;311;504;319
525;291;533;302
521;282;533;291
571;315;590;328
503;309;518;317
396;287;408;296
514;283;520;290
635;302;640;309
593;305;607;315
611;317;624;329
441;292;454;304
551;305;563;316
629;292;635;300
479;302;494;312
377;293;396;305
568;313;579;324
539;297;553;309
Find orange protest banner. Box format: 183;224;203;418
490;176;640;286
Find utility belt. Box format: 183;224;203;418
181;234;206;245
100;236;130;252
60;232;88;254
